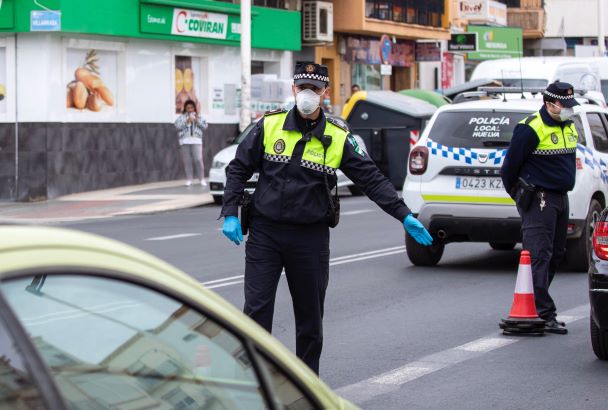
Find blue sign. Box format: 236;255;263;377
380;34;392;65
30;10;61;32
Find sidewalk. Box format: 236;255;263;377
0;180;215;224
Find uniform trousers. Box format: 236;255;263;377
244;215;330;374
517;189;569;321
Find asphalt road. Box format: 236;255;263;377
64;196;607;409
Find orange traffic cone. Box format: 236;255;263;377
499;250;545;336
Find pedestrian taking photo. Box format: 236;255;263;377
175;99;208;186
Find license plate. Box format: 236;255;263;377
249;173;259;182
455;177;503;190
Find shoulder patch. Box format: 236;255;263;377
524;114;537;125
348;135;365;157
264;108;286;116
326;117;349;133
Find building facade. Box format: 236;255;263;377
301;0;451;111
0;0;300;201
543;0;608;56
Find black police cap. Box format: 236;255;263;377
543;81;580;108
293;62;329;89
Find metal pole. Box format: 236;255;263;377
240;0;251;132
599;0;606;56
14;33;18;200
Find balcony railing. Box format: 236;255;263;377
365;0;445;28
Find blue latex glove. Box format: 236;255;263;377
403;214;433;246
223;216;243;245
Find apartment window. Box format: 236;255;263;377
365;0;444;27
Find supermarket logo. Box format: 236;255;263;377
172;8;229;39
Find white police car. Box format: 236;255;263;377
402;90;608;271
209;116;367;204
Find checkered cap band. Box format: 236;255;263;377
294;73;329;83
264;153;290;163
532;147;576;155
543;90;575;100
301;159;336;175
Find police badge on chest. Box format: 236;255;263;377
551;133;558;144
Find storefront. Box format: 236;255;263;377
0;0;300;201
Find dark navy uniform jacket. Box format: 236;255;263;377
221;107;411;224
501;105;577;196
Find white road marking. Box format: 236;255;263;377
330;246;404;262
335;304;590;405
200;246;405;288
146;233;202;241
341;209;375;216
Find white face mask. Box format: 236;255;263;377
296;89;321;115
549;102;573;122
559;107;574;122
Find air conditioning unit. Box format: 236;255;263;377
302;1;333;43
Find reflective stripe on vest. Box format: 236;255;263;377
262;112;348;174
519;112;578;155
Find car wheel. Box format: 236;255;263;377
405;232;444;266
212;195;223;205
489;242;516;251
348;185;364;196
590;314;608;360
567;199;602;272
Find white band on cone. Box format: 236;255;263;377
514;261;534;294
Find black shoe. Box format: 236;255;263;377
545;319;568;334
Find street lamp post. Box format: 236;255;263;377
240;0;251;132
599;0;606;56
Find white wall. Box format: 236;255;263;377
545;0;608;38
9;33;292;124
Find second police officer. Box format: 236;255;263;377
501;81;579;335
221;62;433;374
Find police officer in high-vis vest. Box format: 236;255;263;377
501;81;579;335
220;62;433;374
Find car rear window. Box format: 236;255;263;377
427;111;530;148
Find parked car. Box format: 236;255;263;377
402;89;608;271
209;115;367;204
589;209;608;360
0;225;359;410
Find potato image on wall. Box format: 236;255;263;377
66;49;116;113
71;82;88;110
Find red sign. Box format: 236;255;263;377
441;52;454;90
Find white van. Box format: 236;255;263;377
471;57;607;105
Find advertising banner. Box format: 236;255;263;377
441;52;454;90
65;49;117;114
141;4;240;43
345;36;414;67
448;33;477;52
175;56;201;114
467;26;523;60
415;42;441;62
458;0;506;26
